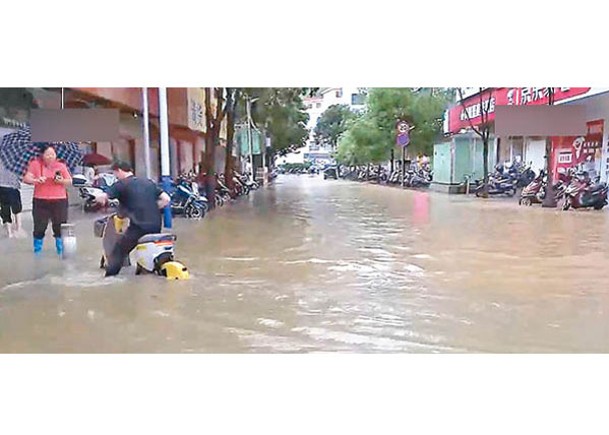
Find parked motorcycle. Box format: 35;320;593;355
562;173;608;210
170;178;208;219
72;174;117;213
519;170;545;205
475;174;517;197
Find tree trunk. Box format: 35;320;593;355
203;88;218;209
542;88;557;208
200;87;228;209
482;133;489;198
542;137;556;207
224;90;236;195
203;130;217;209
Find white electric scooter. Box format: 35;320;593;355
94;213;190;280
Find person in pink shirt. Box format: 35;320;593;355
23;145;73;255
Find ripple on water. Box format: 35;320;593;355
221;257;261;262
404;264;425;274
291;326;462;352
257;318;285;328
411;254;434;260
280;258;335;265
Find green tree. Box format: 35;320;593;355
366;87;451;158
314;104;356;150
240;88;310;159
336;88;451;170
336;113;387;172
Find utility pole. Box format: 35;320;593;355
141;87;152;179
158;87;172;228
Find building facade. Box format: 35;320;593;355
444;87;609;181
0;87;222;211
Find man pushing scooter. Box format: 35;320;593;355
95;161;171;277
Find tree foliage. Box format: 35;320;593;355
314;104;356;149
336;114;387;165
239;88;310;157
336;88;452;165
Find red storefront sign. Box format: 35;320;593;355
551;119;604;179
447;87;592;134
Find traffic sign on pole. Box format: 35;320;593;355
396;120;411;148
397;133;410;147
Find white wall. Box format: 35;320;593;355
179;141;194;174
277;152;305;165
525;139;547;175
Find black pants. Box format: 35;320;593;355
0;187;22;224
105;225;160;277
32;198;68;239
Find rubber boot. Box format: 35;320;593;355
55;237;63;256
33;238;43;254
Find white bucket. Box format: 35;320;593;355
61;223;77;259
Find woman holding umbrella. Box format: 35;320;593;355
22;145;73;255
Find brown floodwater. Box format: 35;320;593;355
1;174;609;353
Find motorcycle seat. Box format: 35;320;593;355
138;233;177;244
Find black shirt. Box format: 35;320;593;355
106;175;164;232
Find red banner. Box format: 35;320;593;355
447;87;592;134
551;119;604;179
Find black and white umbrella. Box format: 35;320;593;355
0;125;83;178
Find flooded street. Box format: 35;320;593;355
2;175;609;353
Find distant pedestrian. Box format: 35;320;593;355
22;145;73;255
0;161;26;238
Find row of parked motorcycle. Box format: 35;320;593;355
469;162;537;197
73;170;261;219
334;163;433;188
467;161;608;210
169;171;261;219
518;168;608;210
